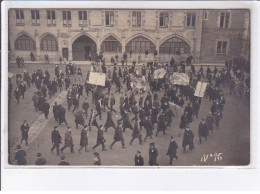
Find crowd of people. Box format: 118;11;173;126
10;54;250;166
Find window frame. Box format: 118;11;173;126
216;41;228;54
132;11;142;27
186;13;196;28
15;9;25;26
159;12;169;28
105;11;114;27
203;11;208;20
47;10;56;26
78;10;88;26
15;34;36;51
40;35;58;51
62;10;72;27
219;11;230;29
31;10;40;26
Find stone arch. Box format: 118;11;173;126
72;34;97;61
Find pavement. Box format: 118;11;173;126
7;63;249;166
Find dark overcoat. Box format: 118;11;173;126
167;140;178;158
80;128;88;146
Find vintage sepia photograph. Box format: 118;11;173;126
6;6;250;166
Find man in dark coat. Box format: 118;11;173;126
130;119;143;145
143;116;153;142
51;126;62;156
166;136;178;165
58;105;68;126
110;93;116;112
92;125;106;151
184;103;193;123
43;100;50;119
198;119;209;144
14;87;21;104
206;112;215;133
104;110;116;132
156;112;167;136
78;125;89;152
182;128;194;152
110;121;126;149
135;151;144;166
118;111;133;132
149;142;159;166
15;145;26;165
19;82;26;99
74;108;85;128
82;98;89;118
35;153;47;165
60;127;74;153
192;99;200;119
53;102;59;122
20;120;29;146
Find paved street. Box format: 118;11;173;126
8;63;250;166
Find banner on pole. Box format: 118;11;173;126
154;68;166;79
88;72;106;86
194;81;208;97
170;73;189;85
131;75;146;89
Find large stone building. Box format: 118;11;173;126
8;8;250;64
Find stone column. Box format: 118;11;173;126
121;30;126;53
68;36;73;61
35;36;41;61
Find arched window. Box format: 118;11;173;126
40;34;58;51
126;36;156;53
159;37;190;54
101;35;122;52
15;34;36;50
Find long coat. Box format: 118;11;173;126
104;111;116;128
182;129;194;149
198;122;209;138
157;114;166;131
80;128;88;146
144;119;153;136
51;129;62;145
64;131;73;147
15;149;27;165
74;110;85;125
167;139;178;158
132;121;142;138
113;125;124;141
149;147;158;166
96;127;106;144
20;123;29;140
179;114;187;129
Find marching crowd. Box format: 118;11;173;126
10;54;250;166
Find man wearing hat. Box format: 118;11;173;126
149;142;159;166
110;121;126;149
206;112;215;133
166;136;178;165
51;126;62;156
198;119;209;144
78;125;89;153
92;125;106;151
60;127;74;153
182;128;194;152
14;145;27;165
135;151;144;166
58;155;70;165
20;120;30;146
35;153;47;165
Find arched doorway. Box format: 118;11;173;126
72;35;97;61
159;36;191;62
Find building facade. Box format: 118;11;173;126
8;9;250;63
